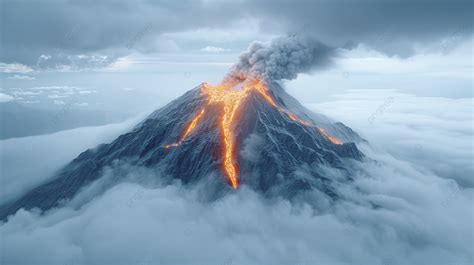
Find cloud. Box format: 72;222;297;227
0;0;250;70
0;160;471;264
240;133;264;162
47;94;70;99
0;63;33;73
0;89;472;265
11;91;42;96
201;46;231;53
74;102;89;107
28;86;82;91
309;89;473;187
77;90;97;94
8;86;91;100
36;54;117;71
18;100;40;104
335;39;473;78
0;93;14;102
1;0;471;70
0;113;146;204
250;0;473;57
7;74;35;80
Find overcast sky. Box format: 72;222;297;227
0;0;472;111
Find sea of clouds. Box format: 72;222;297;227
0;89;472;265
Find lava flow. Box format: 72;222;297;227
164;77;341;189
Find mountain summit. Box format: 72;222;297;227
0;77;364;220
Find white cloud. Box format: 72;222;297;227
0;63;33;73
7;74;35;80
47;94;70;99
0;92;14;102
201;46;231;53
6;86;91;102
12;91;41;96
0;160;471;265
19;100;40;104
53;100;65;105
308;89;473;187
0;114;146;204
77;90;97;94
74;102;89;107
29;86;81;90
36;54;116;71
240;133;263;161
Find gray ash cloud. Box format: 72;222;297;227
229;35;335;81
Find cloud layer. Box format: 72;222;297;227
0;114;145;204
0;89;472;265
310;89;473;187
1;0;472;70
252;0;473;57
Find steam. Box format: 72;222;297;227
230;35;335;81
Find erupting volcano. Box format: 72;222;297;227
0;36;366;220
0;75;364;220
163;77;342;189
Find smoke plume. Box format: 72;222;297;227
230;35;335;81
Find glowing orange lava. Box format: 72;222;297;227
317;127;342;145
164;78;342;189
164;109;205;149
201;79;277;189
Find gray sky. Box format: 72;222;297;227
1;0;472;68
0;0;472;111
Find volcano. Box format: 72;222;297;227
0;77;364;220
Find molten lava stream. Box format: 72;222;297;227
317;127;342;145
204;82;249;189
180;108;206;141
221;101;240;189
163;78;342;189
164;108;205;149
